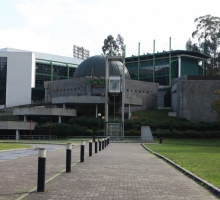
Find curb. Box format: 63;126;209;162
141;143;220;197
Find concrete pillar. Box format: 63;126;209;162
63;104;66;109
58;116;62;124
16;130;20;140
122;57;125;139
105;56;109;123
24;115;27;122
178;56;181;77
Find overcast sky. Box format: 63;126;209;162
0;0;219;58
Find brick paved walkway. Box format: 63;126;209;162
0;143;218;200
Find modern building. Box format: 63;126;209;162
0;48;82;108
125;50;209;108
1;47;218;124
125;50;209;86
44;55;159;118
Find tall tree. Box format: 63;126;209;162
186;15;220;75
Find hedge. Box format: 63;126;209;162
34;118;220;138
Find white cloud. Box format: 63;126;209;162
0;0;220;57
16;0;65;28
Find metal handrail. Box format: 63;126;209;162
0;135;57;140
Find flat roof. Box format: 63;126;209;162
0;47;83;65
126;50;210;62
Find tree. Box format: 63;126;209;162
186;15;220;75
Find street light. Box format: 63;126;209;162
98;113;101;130
102;116;105;136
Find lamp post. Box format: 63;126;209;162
98;113;101;130
102;116;105;136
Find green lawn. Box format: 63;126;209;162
0;143;32;151
144;139;220;188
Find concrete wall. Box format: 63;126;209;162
172;79;220;122
124;79;158;111
0;121;36;130
13;107;77;117
45;78;91;102
45;78;159;112
171;76;189;112
5;52;35;107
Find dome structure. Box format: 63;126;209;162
73;55;131;79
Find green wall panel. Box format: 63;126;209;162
181;57;200;76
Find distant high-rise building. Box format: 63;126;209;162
73;45;89;60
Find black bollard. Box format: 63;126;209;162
105;138;107;148
37;148;46;192
80;141;85;162
66;143;72;172
159;137;163;144
95;139;98;153
107;137;109;145
89;140;92;156
99;139;101;151
102;139;104;150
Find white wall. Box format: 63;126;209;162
0;48;82;108
6;52;35;107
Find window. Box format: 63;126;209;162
0;57;7;104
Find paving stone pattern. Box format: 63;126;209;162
0;143;218;200
0;145;85;200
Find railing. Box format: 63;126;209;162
66;136;104;141
0;135;57;141
66;136;153;143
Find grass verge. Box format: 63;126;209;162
0;143;32;151
144;139;220;188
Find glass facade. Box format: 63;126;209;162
125;50;209;86
32;61;77;102
35;62;51;88
126;58;178;86
0;57;7;105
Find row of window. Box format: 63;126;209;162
53;87;80;93
0;57;7;104
126;89;148;94
126;59;178;85
35;63;76;88
52;88;149;95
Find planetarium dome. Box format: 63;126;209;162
73;55;131;79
